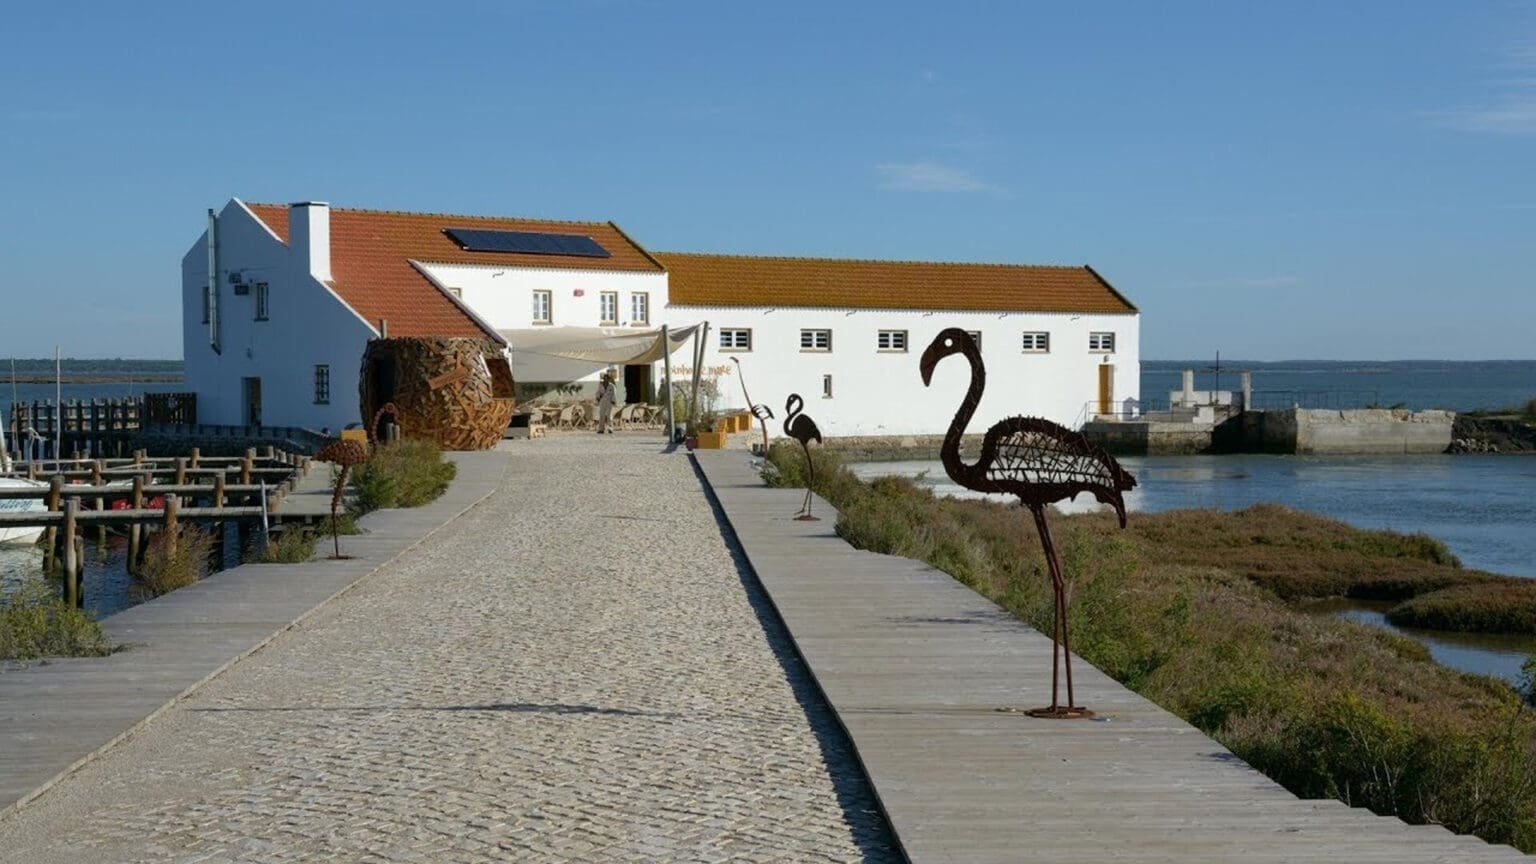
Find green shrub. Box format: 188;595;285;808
136;525;214;598
351;439;456;513
0;577;112;660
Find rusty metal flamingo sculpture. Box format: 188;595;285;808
729;357;775;456
920;328;1135;719
315;403;399;559
783;393;823;521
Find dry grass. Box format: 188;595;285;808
135;525;215;599
767;443;1536;850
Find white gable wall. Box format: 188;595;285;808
668;304;1140;436
181;200;377;431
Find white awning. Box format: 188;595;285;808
500;324;701;365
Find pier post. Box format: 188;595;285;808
63;498;79;607
241;451;254;485
212;472;225;508
163;494;180;556
92;459;106;546
174;457;186;486
189;447;200;469
129;475;144;574
133;449;145;466
43;475;62;573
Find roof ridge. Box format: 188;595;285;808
245;202;610;229
654;251;1089;270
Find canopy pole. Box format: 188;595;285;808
661;324;674;442
688;323;709;429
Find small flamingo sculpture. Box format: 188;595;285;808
920;329;1135;719
783;393;823;521
729;357;774;455
315;403;398;558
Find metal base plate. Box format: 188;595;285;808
996;705;1096;720
794;514;821;521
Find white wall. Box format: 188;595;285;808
666;305;1140;436
181;200;377;431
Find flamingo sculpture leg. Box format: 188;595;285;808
920;328;1135;719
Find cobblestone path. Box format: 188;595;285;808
0;435;897;863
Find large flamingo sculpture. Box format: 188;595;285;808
920;328;1135;719
783;393;823;521
729;357;775;456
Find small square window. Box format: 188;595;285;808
966;331;982;350
533;290;552;324
876;330;908;352
600;291;618;325
800;329;832;351
254;282;269;321
823;374;833;398
1022;331;1050;352
719;328;752;351
313;364;330;405
1089;331;1115;352
447;286;463;299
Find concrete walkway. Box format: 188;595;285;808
0;450;508;813
0;435;896;862
692;449;1529;863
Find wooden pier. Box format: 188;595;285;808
0;446;317;607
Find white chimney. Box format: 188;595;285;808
289;201;332;282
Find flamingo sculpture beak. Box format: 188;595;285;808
919;343;941;387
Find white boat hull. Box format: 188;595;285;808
0;478;47;546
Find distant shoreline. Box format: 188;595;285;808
5;375;182;384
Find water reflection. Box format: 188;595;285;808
1303;599;1536;683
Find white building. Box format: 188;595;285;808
181;199;663;430
182;199;1139;438
660;253;1140;436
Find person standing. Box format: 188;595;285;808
595;372;617;434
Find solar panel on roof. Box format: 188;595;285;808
444;228;611;258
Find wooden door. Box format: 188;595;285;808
1097;364;1113;418
243;377;262;427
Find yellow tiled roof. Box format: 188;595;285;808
656;253;1136;314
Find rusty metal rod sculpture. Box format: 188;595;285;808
729;357;774;456
919;328;1136;719
315;403;398;559
783;393;822;521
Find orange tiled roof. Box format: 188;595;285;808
244;203;663;340
656;252;1137;314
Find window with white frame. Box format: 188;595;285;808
719;328;752;351
1022;331;1050;352
313;364;330;404
1089;331;1115;352
630;292;649;325
600;291;618;325
823;374;833;398
800;329;832;351
966;330;982;350
876;330;908;351
254;282;269;321
533;290;552;324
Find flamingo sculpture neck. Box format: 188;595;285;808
933;336;991;491
785;394;805;424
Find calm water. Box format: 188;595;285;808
851;454;1536;680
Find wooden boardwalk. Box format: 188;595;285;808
0;451;509;815
692;450;1528;863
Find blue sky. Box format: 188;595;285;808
1;1;1532;360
